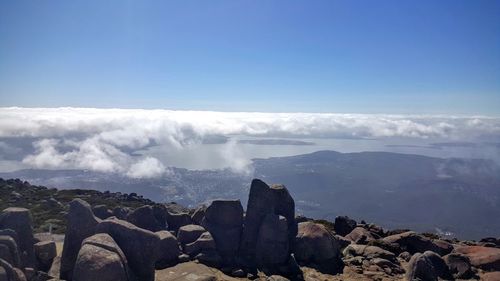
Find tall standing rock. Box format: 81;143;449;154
255;214;289;269
60;199;101;280
0;207;36;268
240;179;297;266
201;200;243;265
96;218;160;281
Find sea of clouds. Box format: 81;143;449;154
0;107;499;178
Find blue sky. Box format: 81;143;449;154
0;0;499;114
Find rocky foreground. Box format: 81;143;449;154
0;178;499;281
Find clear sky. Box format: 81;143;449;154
0;0;499;114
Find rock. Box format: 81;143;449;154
155;261;232;281
334;235;351;250
443;253;474;279
345;227;375;244
0;235;20;268
177;225;206;247
73;233;131;281
60;199;101;280
383;231;452;256
47;256;61;279
184;232;216;257
127;205;165;232
0;230;19;253
482;271;500;281
34;241;56;271
398;251;412;262
194;250;222;268
230;268;245;278
334;216;357;237
191;205;207;225
92;205;113;220
266;275;290;281
165;212;192;234
294;222;343;274
155;231;180;269
112;207;130;220
343;244;396;262
453;245;500;271
0;207;36;268
178;254;190;263
240;179;297;265
96;218;160;281
0;258;26;281
405;251;451;281
47;197;62;208
202;200;243;264
255;214;289;268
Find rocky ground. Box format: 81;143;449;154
0;178;499;281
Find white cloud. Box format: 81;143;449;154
126;157;167;179
1;107;499;177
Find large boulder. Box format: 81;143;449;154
0;258;26;281
96;218;160;281
383;231;452;256
60;199;101;280
343;244;396;262
155;261;232;281
405;251;451;281
240;179;297;265
92;205;113;220
34;241;56;272
177;225;206;248
73;233;132;281
453;245;500;271
345;227;376;244
184;232;216;257
255;214;289;268
112;207;130;220
155;231;181;269
0;208;36;268
482;272;500;281
443;253;474;279
127;205;165;232
0;235;20;268
334;216;357;237
201;199;244;264
294;222;343;274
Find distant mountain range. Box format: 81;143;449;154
2;150;499;239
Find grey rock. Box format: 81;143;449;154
0;235;20;268
240;179;296;266
34;241;56;271
155;231;180;269
255;214;289;268
96;218;159;281
202;200;243;264
73;233;132;281
60;199;101;280
334;216;357;237
126;205;165;232
177;225;206;247
92;205;113;220
0;208;36;268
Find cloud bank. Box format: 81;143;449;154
1;107;499;177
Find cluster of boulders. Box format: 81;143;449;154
1;178;500;281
